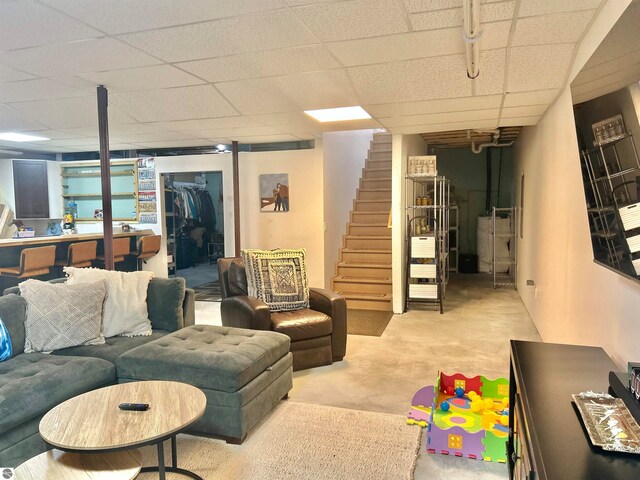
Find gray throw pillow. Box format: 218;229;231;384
20;279;107;353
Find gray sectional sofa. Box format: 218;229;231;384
0;277;195;467
0;276;294;469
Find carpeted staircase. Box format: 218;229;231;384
331;133;393;311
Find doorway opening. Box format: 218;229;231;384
162;171;224;301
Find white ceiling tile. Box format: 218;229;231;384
580;2;640;70
390;119;499;134
0;104;47;131
0;0;101;51
574;49;640;88
498;116;540;126
244;113;382;133
42;0;284;34
246;112;325;131
365;95;502;117
150;117;264;132
380;108;499;127
0;79;91;103
0;38;161;77
216;70;360;115
507;44;574;92
7;97;136;129
474;49;506;95
410;3;512;31
482;1;516;22
177;45;340;83
120;10;315;63
61;123;163;137
110;132;198;143
229;134;308;143
512;11;595;46
410;8;461;31
21;129;87;140
327;29;464;67
404;0;460;14
571;70;640;104
519;0;601;17
482;21;512;50
503;89;559;106
111;85;238;123
0;65;37;83
43;138;99;147
292;0;408;41
77;65;205;92
187;126;284;139
349;55;472;104
501;105;548;117
135;139;217;148
286;0;347;5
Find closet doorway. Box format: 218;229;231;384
162;171;224;301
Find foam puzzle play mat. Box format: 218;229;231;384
407;371;510;462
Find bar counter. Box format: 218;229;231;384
0;229;154;248
0;229;154;269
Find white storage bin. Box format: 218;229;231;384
627;235;640;254
411;236;435;258
619;203;640;231
633;258;640;276
410;264;437;278
409;283;438;299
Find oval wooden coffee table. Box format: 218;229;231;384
39;381;207;480
15;449;141;480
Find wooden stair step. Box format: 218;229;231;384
338;291;393;311
338;261;391;268
333;275;391;284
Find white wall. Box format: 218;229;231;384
150;154;235;277
0;159;13;209
392;134;427;313
322;129;373;287
513;0;636;368
238;145;325;287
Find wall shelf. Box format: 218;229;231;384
60;160;138;222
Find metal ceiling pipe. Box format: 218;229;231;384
462;0;482;79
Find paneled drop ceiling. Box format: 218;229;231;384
0;0;606;153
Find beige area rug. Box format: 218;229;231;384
347;309;394;336
138;402;420;480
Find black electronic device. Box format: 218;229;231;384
118;403;149;411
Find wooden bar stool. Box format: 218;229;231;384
93;237;131;268
55;241;98;271
0;245;57;280
129;235;161;270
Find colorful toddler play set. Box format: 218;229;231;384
407;372;510;462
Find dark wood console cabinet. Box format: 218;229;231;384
508;340;640;480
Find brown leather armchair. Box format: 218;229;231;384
217;257;347;371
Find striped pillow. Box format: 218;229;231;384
241;248;309;312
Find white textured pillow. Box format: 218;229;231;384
20;279;107;353
64;267;154;338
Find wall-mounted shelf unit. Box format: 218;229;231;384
405;173;450;313
581;131;640;277
449;205;459;272
60;160;138;222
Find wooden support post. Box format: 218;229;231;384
97;85;114;270
232;141;240;257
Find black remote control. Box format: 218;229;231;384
118;403;149;411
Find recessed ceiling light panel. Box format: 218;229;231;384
0;132;50;142
304;106;371;123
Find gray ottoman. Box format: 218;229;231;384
115;325;293;443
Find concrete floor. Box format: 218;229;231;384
175;261;218;288
194;273;542;479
